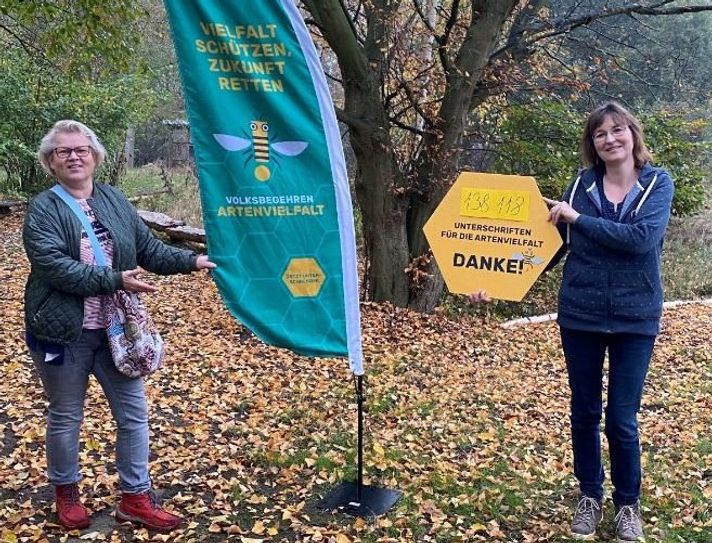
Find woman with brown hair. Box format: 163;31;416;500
545;101;674;542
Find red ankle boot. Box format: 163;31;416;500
116;491;182;532
55;483;91;530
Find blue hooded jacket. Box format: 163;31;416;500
552;163;674;336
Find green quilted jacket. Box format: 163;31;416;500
23;182;198;344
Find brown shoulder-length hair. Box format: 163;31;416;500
580;101;653;169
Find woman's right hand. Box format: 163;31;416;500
121;268;157;293
543;197;580;224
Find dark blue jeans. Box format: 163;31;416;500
560;327;655;506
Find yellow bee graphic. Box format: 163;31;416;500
213;121;308;182
512;248;544;271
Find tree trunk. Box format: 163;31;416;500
305;0;515;312
354;158;410;305
346;96;410;306
303;0;412;305
124;126;135;169
405;1;519;312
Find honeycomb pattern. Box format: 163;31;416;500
191;126;349;357
282;257;326;297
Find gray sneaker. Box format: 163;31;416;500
571;495;603;540
615;503;645;542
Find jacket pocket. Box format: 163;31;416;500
559;268;607;318
610;270;661;319
30;290;83;344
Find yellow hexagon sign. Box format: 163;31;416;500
423;172;563;301
282;257;326;297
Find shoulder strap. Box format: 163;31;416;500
50;184;108;267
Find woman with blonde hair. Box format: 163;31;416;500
24;119;215;532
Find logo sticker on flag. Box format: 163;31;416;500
164;0;363;374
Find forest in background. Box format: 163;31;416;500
1;0;712;313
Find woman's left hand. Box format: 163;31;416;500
543;197;580;224
468;289;491;304
196;255;217;270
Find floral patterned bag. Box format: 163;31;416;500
104;290;164;378
50;184;164;378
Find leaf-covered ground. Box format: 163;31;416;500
1;211;710;543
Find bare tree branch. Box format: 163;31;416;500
412;0;435;34
0;18;45;59
432;0;460;73
388;116;431;137
493;2;712;60
302;0;370;85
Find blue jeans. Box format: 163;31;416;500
560;327;655;506
30;329;150;493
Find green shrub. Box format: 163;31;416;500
640;113;710;216
0;49;158;195
493;100;582;199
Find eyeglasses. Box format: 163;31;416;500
53;146;92;159
592;125;628;142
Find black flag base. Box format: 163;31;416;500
318;375;402;517
317;482;402;517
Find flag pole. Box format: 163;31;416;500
356;374;364;500
316;374;401;517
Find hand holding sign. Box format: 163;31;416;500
467;289;491;304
